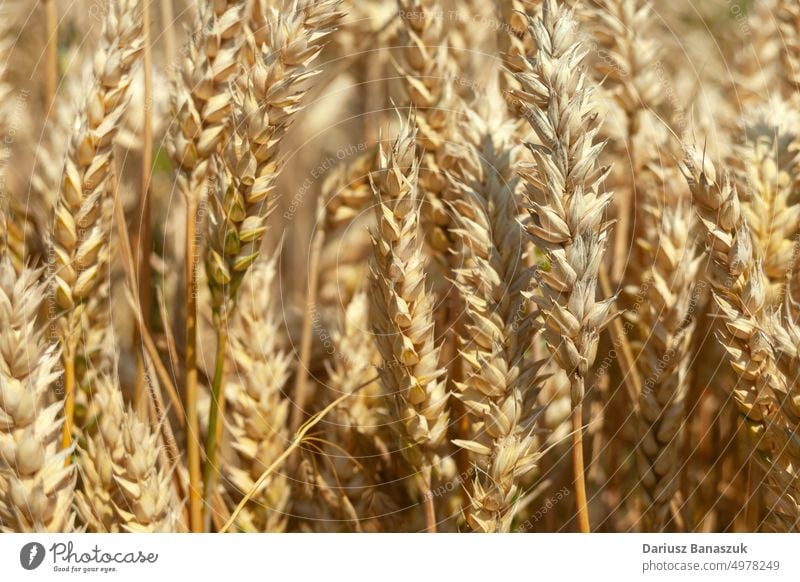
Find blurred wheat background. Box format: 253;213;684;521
0;0;798;533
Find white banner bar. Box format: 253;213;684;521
1;534;797;581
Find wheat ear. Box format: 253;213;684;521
733;102;800;307
0;257;76;532
768;300;800;531
632;200;701;531
449;109;544;532
510;0;616;533
221;258;292;532
396;0;457;257
51;0;143;451
591;0;663;282
313;290;399;532
369;116;449;531
201;2;343;517
76;367;183;532
776;2;800;95
680;147;785;529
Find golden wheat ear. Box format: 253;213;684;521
510;0;616;533
76;366;184;532
447;107;546;533
0;256;76;532
51;0;144;451
369;113;449;531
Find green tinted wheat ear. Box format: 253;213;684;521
632;201;701;531
52;0;143;450
0;257;76;532
202;0;343;521
510;0;616;533
206;0;343;316
369;118;448;531
222;258;292;532
76;371;183;532
166;0;245;532
449;110;545;533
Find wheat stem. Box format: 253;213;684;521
290;213;326;434
134;0;154;417
201;326;228;529
572;397;590;532
43;0;57;115
421;466;436;533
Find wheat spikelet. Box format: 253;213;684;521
76;370;183;532
631;199;701;531
206;0;343;318
221;258;292;532
733;101;800;306
448;109;544;533
0;256;75;532
369;116;449;471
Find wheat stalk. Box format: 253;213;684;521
448;108;544;533
510;0;616;533
369;115;449;531
166;0;245;532
0;256;76;532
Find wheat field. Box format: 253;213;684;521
0;0;798;534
